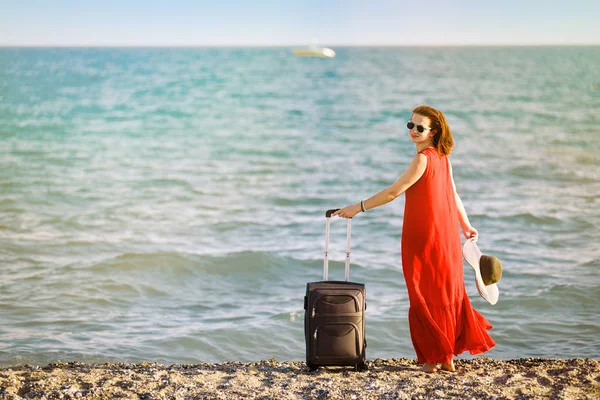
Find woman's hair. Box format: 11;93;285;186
412;105;454;155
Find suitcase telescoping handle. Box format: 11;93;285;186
324;209;352;282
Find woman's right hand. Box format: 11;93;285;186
333;204;361;219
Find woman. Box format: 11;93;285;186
333;105;495;373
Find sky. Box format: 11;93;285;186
1;0;599;46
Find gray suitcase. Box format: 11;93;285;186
304;209;367;371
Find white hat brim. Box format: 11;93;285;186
463;238;499;305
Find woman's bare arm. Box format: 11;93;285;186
448;159;478;239
333;153;427;218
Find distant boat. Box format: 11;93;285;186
292;44;336;58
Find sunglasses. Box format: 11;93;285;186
407;121;432;133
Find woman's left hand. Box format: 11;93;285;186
463;225;478;239
333;204;361;219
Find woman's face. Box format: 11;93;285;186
407;113;435;145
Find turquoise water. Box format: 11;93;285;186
1;47;599;367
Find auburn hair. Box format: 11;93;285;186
412;105;454;156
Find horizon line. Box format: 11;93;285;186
1;43;599;48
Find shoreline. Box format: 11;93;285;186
1;357;598;399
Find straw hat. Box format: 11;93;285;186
462;238;502;305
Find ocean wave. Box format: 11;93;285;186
86;251;319;279
493;212;563;225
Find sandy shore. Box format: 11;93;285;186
0;357;598;399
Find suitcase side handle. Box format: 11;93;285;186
324;209;351;281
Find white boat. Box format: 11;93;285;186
292;44;336;58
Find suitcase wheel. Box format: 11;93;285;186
306;361;319;372
354;361;368;372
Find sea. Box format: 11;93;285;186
1;46;599;367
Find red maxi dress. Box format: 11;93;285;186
401;147;495;364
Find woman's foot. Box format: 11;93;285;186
422;362;437;373
441;360;455;372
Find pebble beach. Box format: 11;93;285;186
1;358;598;399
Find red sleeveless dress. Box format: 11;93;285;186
401;147;495;364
